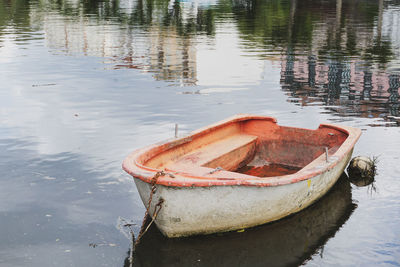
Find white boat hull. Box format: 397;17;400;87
134;149;353;237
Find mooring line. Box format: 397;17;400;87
126;170;167;266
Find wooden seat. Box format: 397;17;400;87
165;134;258;173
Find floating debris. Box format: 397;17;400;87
347;156;377;187
32;83;57;87
88;242;117;248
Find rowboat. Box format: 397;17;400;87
123;115;361;237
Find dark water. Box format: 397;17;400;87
0;0;399;266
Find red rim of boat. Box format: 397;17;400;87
122;115;361;187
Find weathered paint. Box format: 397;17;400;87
123;114;361;237
134;149;352;237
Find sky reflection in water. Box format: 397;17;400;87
0;0;399;266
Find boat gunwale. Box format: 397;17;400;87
122;114;361;187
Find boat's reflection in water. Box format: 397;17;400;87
129;174;356;267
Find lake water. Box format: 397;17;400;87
0;0;399;266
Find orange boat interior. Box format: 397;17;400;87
139;118;349;178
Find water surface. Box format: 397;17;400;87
0;0;399;266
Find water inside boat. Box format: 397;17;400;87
236;163;301;177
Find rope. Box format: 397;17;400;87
136;171;166;244
127;170;169;266
135;198;164;245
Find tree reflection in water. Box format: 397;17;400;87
2;0;398;117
